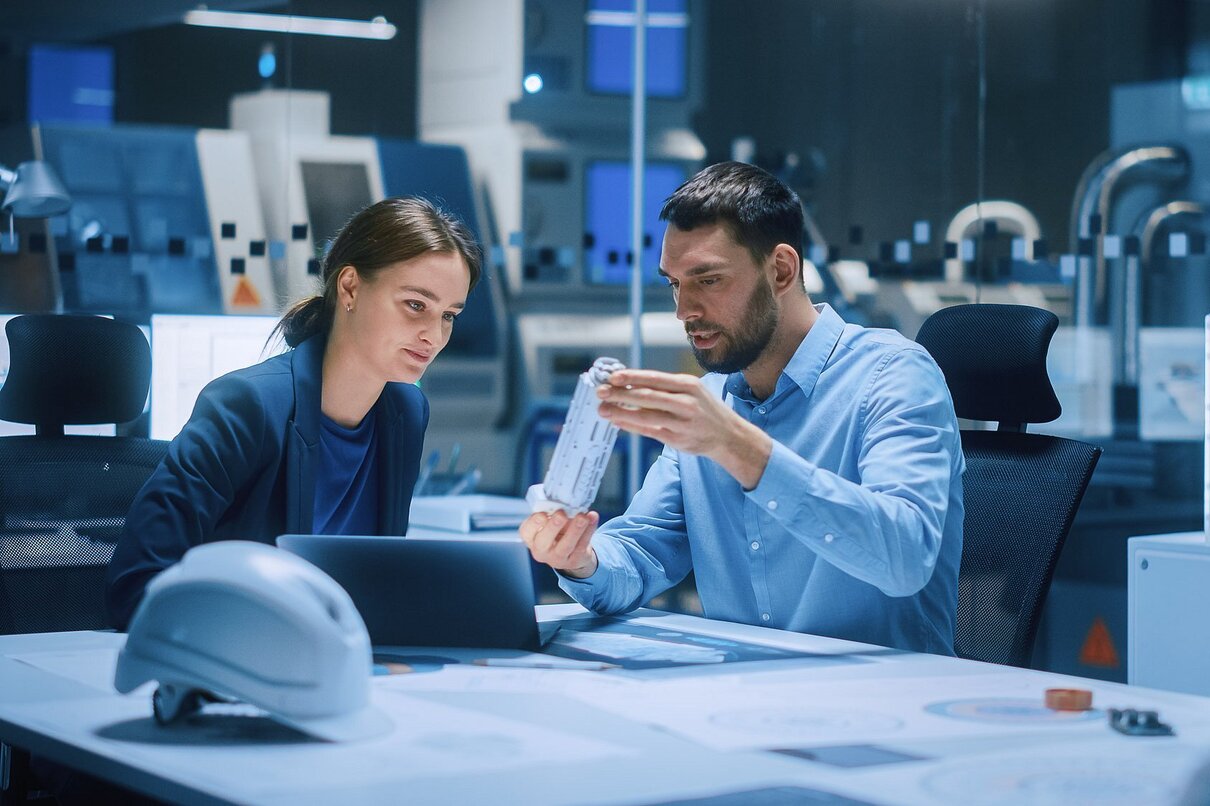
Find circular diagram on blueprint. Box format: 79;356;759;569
710;706;902;739
922;756;1180;805
925;698;1102;725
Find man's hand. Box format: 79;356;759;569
519;510;600;578
597;369;773;490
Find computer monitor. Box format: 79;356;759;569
149;314;285;440
586;0;688;98
299;161;375;254
584;160;687;285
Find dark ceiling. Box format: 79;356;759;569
0;1;281;45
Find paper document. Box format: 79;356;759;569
409;495;530;532
9;648;124;693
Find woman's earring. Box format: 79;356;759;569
346;303;352;313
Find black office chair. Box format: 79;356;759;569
916;304;1101;668
0;314;168;635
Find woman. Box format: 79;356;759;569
106;196;481;629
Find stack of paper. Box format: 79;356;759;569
409;495;531;533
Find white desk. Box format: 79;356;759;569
3;607;1210;805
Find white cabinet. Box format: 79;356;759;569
1128;532;1210;695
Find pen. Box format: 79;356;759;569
472;658;619;671
445;467;481;497
414;450;440;496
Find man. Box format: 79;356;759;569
521;161;964;655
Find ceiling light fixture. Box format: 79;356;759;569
584;10;689;28
183;9;397;40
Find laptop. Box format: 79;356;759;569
276;533;556;651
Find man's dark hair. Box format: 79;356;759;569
659;161;804;266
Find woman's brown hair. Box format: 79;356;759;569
273;196;482;348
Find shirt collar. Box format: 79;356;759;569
724;303;846;404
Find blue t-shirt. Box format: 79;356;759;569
314;411;379;535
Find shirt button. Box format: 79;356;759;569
750;541;760;551
757;406;767;415
767;500;778;511
761;613;771;622
824;533;835;543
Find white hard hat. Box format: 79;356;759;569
114;541;389;742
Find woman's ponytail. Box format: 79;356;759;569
272;294;329;348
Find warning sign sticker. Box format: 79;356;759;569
231;275;262;308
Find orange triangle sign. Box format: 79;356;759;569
231;275;261;308
1078;616;1120;668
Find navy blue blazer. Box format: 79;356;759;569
105;334;428;629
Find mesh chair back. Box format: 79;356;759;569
0;436;167;634
0;314;151;433
0;314;166;634
917;303;1101;667
956;430;1099;666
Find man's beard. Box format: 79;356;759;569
688;275;778;374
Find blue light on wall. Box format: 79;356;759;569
258;45;277;80
28;44;114;124
1181;75;1210;110
523;73;544;94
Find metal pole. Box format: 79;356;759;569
973;0;986;302
627;0;648;499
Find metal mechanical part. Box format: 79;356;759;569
1108;707;1175;737
527;357;625;514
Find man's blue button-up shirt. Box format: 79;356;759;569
559;304;964;655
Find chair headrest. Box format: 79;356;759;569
0;314;150;427
915;304;1061;426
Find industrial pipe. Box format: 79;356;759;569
1068;144;1188;328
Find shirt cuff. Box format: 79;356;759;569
555;537;617;603
744;438;814;513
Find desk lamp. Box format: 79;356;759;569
0;160;72;219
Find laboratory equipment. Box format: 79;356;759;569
31;123;274;317
942;200;1041;282
1069;141;1189;329
231;89;384;306
418;0;705;299
527;357;623;514
872;199;1069;339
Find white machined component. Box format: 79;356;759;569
527;357;624;514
